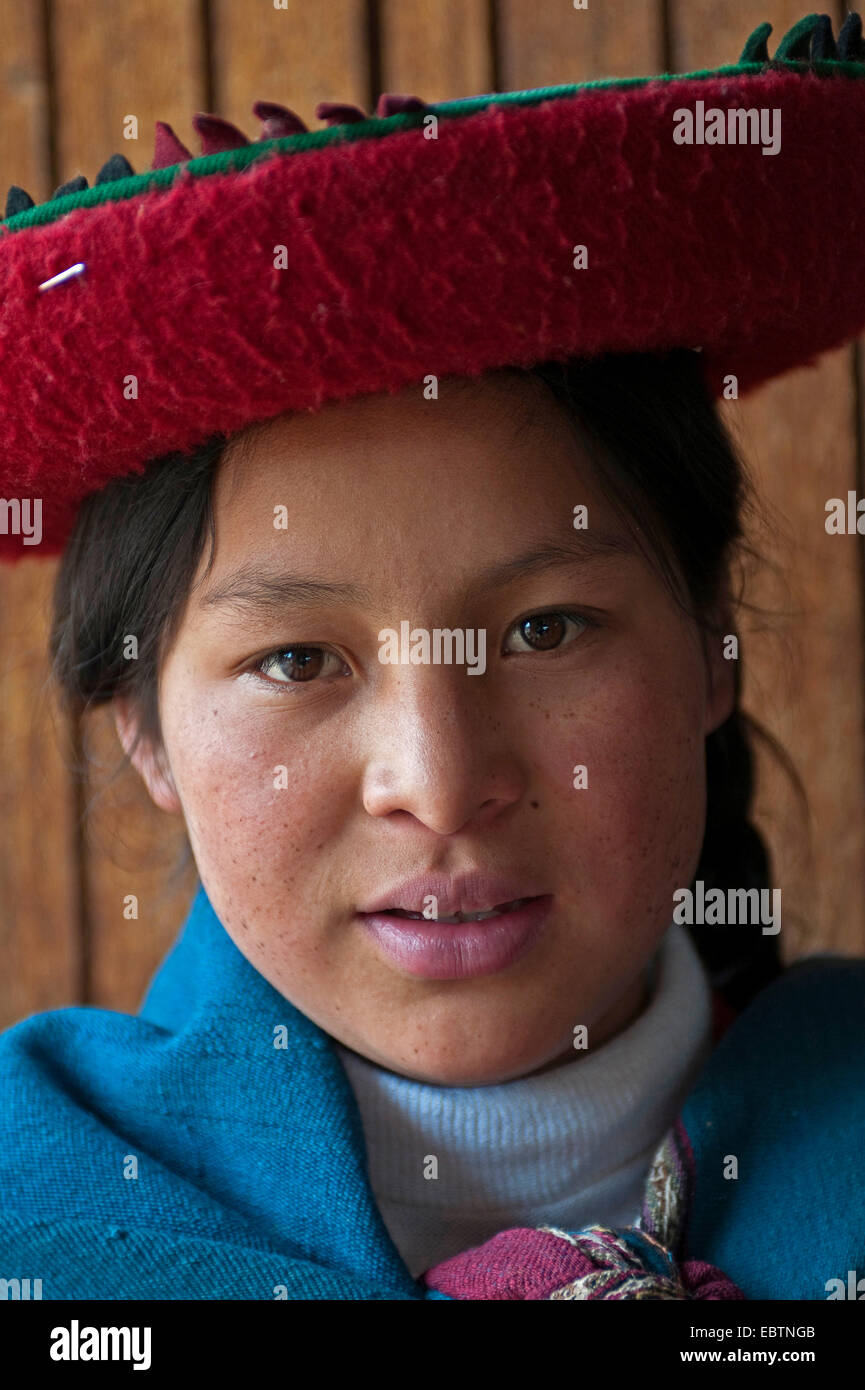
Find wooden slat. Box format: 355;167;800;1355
380;0;492;98
213;0;369;131
0;2;79;1029
498;0;662;88
51;0;207;1011
0;1;51;196
53;0;205;180
670;0;799;73
0;561;80;1026
727;354;865;957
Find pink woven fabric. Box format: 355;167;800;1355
420;1225;746;1300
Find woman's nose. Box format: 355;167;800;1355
359;668;526;836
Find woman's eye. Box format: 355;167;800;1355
251;613;592;689
254;646;346;687
504;610;592;654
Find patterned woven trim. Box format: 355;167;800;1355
545;1226;688;1300
638;1117;695;1255
2;12;864;236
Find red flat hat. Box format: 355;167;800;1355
1;10;865;559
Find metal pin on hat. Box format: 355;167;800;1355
38;261;86;292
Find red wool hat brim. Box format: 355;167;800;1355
1;36;865;558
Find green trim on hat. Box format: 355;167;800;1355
2;13;863;236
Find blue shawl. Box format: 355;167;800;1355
1;884;863;1299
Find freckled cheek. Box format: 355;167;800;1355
529;659;703;786
532;673;706;887
594;698;707;919
164;698;342;853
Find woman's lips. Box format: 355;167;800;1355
356;895;554;980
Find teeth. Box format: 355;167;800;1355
386;898;526;924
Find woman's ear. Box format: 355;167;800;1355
702;604;738;736
113;697;182;815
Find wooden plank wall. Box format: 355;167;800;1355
1;0;862;1030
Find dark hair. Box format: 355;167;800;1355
49;348;793;1011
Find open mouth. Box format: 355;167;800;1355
357;894;553;979
379;897;530;925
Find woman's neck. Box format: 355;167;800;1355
525;967;652;1079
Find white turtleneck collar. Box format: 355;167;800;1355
335;923;713;1278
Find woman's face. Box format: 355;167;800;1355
120;369;734;1085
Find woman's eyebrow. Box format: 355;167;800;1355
199;531;635;617
466;530;636;597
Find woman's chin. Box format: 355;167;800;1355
346;1032;577;1087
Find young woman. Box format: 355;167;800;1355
0;11;864;1301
